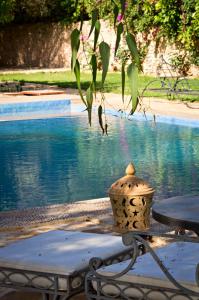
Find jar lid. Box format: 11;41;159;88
109;162;155;196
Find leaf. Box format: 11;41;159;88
75;0;79;10
90;54;97;93
99;41;110;87
79;18;84;31
71;28;80;70
74;59;86;105
105;123;108;135
113;4;119;28
94;20;100;51
111;0;117;5
89;9;98;37
127;63;139;114
126;33;140;69
87;107;92;126
98;105;104;134
121;62;125;103
86;84;94;125
115;22;123;56
86;84;93;107
120;0;126;15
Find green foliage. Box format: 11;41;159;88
89;9;98;37
86;83;94;125
71;28;80;70
70;0;198;130
153;0;199;60
70;0;140;129
2;0;87;24
90;54;97;92
127;63;139;114
121;62;125;103
115;23;123;56
98;105;105;134
3;0;198;65
0;0;15;24
84;0;198;64
126;33;141;70
123;0;199;64
1;0;198;129
74;59;86;105
93;20;100;51
99;41;110;87
170;54;191;76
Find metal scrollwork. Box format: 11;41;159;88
86;232;199;300
89;238;139;281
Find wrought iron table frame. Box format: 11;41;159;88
86;231;199;300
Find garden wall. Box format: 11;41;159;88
0;22;72;68
0;21;198;76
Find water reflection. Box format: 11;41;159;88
0;114;199;211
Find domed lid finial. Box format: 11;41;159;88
109;162;155;196
125;162;136;176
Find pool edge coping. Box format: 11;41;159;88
0;198;110;229
0;94;199;127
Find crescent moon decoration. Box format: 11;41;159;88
142;198;146;206
123;209;128;218
130;198;136;206
122;198;126;206
125;221;129;228
133;221;139;229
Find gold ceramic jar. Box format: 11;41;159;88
109;162;155;231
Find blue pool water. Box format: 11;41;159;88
0;113;199;211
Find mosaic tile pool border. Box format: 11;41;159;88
0;99;198;128
105;109;199;128
0;99;71;117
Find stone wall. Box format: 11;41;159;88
0;22;72;68
142;40;199;77
0;22;198;76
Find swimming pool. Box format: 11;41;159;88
0;111;199;211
